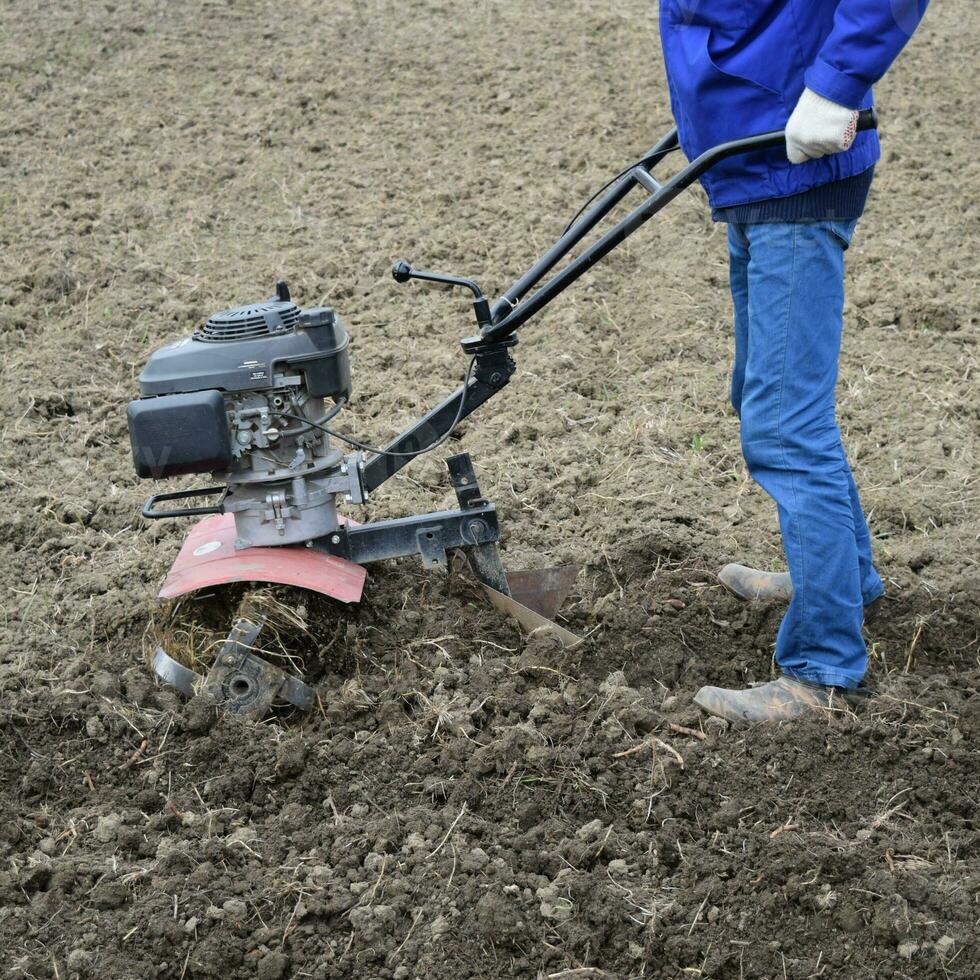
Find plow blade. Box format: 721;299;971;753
482;583;581;647
505;565;580;622
465;545;581;646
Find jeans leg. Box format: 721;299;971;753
823;220;884;608
731;220;881;604
728;223;750;417
738;220;867;688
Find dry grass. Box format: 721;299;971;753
143;585;325;678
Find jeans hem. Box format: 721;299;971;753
862;582;885;606
783;667;865;691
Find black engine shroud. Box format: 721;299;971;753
128;292;351;481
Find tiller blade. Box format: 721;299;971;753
152;617;315;719
151;513;361;719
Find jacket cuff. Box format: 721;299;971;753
804;58;869;110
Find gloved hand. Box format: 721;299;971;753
785;88;859;164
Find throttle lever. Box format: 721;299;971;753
392;259;492;330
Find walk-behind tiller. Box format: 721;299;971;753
128;110;877;718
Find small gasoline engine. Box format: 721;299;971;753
128;282;364;549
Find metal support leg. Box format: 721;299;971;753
444;452;511;594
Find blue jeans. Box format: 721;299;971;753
728;219;884;689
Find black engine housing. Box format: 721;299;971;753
128;389;232;479
128;292;352;482
136;298;351;400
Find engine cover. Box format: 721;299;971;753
128;389;232;478
128;286;363;549
137;299;351;399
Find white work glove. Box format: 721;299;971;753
785;88;859;164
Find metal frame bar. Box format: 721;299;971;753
314;502;501;567
359;340;516;493
142;485;228;519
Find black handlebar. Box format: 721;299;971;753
687;106;876;175
478;106;878;344
368;107;880;487
393;108;878;347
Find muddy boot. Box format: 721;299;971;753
693;676;845;723
718;563;793;602
719;563;885;624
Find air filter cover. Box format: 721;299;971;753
136;290;352;398
194;300;301;343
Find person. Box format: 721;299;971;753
657;1;930;722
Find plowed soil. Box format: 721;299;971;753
1;2;977;978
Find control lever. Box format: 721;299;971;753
392;259;492;331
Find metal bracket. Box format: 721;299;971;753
466;541;511;594
444;453;510;593
314;502;501;568
341;452;367;505
445;452;487;509
416;525;447;569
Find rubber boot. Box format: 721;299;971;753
693;676;848;724
718;563;883;621
718;563;792;601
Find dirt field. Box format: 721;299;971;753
1;2;977;978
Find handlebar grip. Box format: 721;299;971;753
856;106;878;132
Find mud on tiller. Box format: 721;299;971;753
128;109;878;717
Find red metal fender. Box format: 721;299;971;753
158;513;366;604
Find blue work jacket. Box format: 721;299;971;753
659;0;929;208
